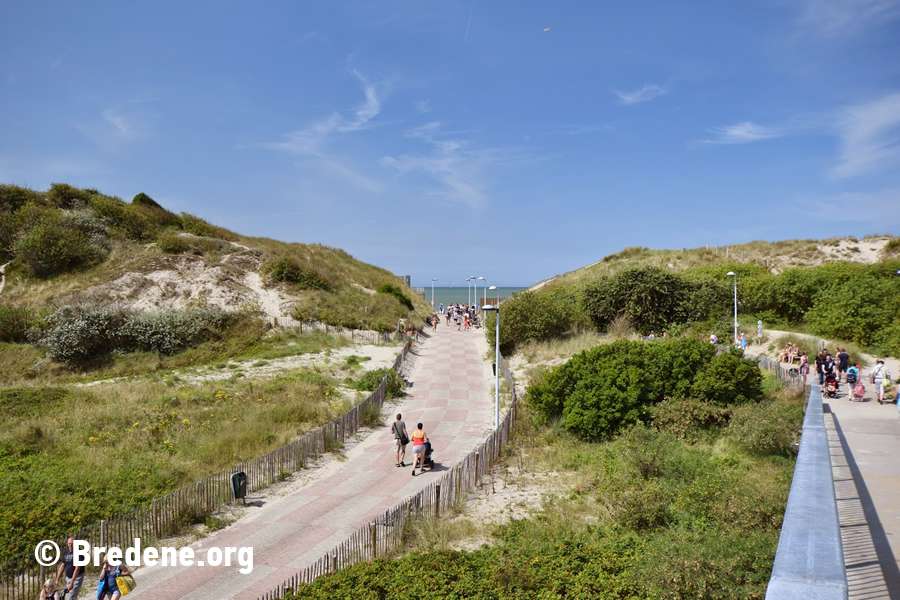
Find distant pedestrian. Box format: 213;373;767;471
411;422;428;476
756;319;763;343
872;360;887;404
432;313;439;332
55;535;83;600
799;352;809;387
815;351;826;385
739;332;747;351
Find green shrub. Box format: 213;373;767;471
728;400;803;456
89;195;155;240
649;397;731;439
120;308;230;355
263;257;332;290
806;273;900;349
582;267;724;335
690;350;763;405
0;306;35;343
132;193;182;228
132;192;163;210
527;338;716;440
352;368;404;397
39;305;127;365
180;213;237;241
46;183;94;209
486;288;578;353
0;185;43;213
376;283;414;311
14;214;103;277
157;231;192;254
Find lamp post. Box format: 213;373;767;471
727;271;737;345
483;285;500;429
466;276;473;306
431;278;437;308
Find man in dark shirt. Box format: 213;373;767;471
55;535;83;600
838;348;850;381
815;351;826;385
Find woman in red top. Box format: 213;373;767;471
410;422;428;476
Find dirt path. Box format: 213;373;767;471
127;323;494;599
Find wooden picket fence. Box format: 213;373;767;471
256;356;521;600
1;337;416;600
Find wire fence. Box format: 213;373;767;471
255;355;521;600
0;337;417;600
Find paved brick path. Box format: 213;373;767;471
128;323;493;599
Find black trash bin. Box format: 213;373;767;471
231;471;247;504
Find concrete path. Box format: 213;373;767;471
826;391;900;599
127;322;493;599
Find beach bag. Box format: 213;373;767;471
854;383;865;399
116;574;136;596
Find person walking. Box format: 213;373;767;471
739;332;748;351
799;352;809;387
410;422;428;476
392;413;409;467
96;554;131;600
815;351;826;385
872;360;888;404
837;347;850;382
55;535;83;600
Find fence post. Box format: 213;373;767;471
100;520;107;548
370;522;377;559
435;484;441;518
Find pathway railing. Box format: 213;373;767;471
256;353;521;599
1;339;415;600
758;357;848;600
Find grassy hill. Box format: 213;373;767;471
490;236;900;358
0;183;427;573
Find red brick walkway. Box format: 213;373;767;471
128;323;493;599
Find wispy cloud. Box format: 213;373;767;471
799;0;900;36
75;107;148;149
833;92;900;178
381;122;507;208
260;70;384;192
803;187;900;224
701;121;782;144
614;84;667;106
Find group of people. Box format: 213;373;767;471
441;303;478;332
39;536;132;600
777;342;801;364
391;413;432;476
792;347;892;404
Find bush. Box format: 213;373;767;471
0;306;35;343
376;284;414;311
806;273;900;349
132;193;181;228
650;397;731;439
157;231;192;254
180;213;237;241
39;305;127;365
486;288;578;353
690;350;763;405
582;267;725;335
14;214;103;277
527;338;716;440
89;195;155;240
352;368;404;398
132;192;163;210
46;183;93;209
728;400;803;456
263;257;332;290
120;308;230;355
0;185;43;213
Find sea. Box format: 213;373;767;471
413;286;526;308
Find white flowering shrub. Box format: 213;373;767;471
121;308;230;354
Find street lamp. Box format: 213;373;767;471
466;276;474;305
727;271;738;345
430;278;437;308
483;285;500;429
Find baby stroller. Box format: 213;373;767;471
823;372;839;398
423;440;435;470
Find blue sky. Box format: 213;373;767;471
2;1;899;286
